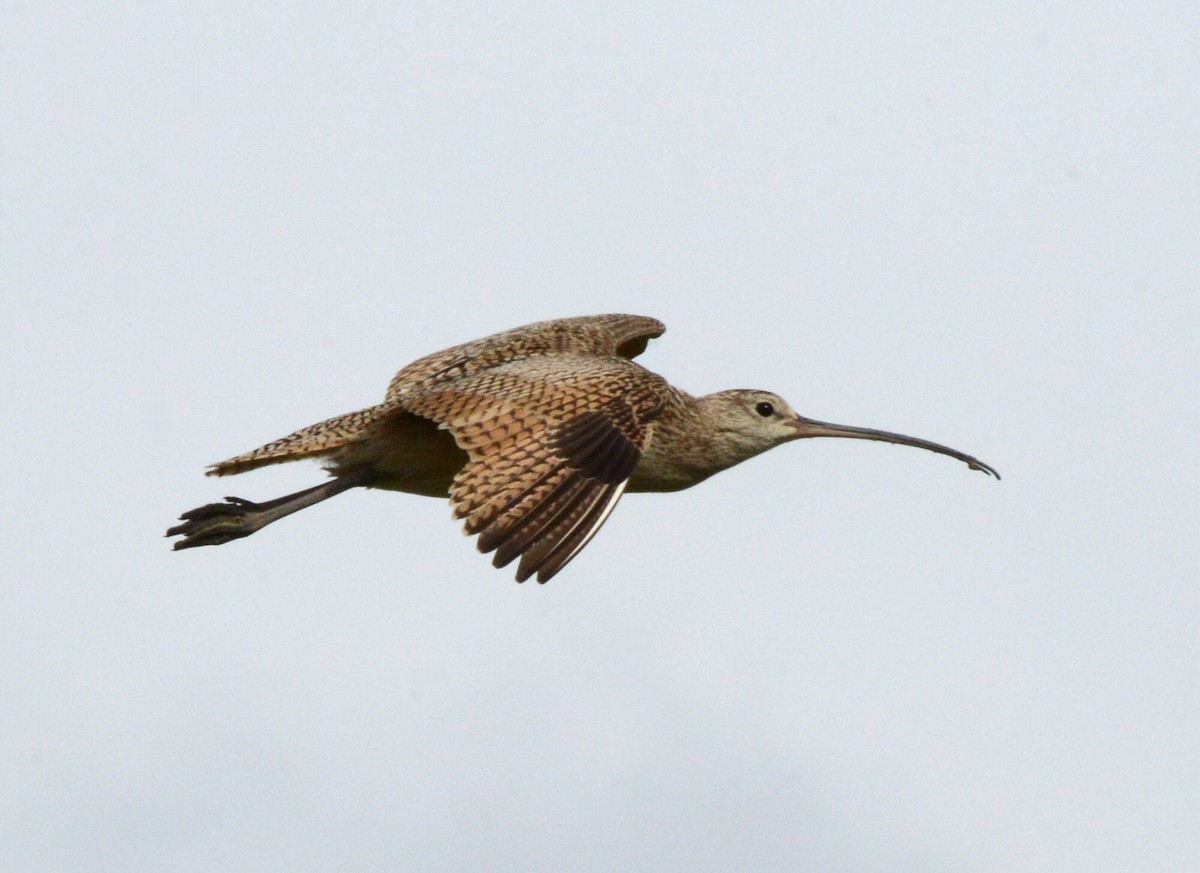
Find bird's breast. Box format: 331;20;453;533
626;446;714;492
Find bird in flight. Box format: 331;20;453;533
168;314;998;582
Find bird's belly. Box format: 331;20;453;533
327;411;467;498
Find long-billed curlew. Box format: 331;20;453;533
168;314;999;582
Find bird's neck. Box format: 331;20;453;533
628;392;751;492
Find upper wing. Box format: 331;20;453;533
385;314;665;401
205;315;664;480
397;355;669;583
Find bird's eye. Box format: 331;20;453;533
755;401;775;417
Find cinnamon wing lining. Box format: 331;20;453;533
471;404;650;582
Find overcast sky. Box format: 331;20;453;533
3;3;1197;872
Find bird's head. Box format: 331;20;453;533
706;390;804;454
704;389;1000;478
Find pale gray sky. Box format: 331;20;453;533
3;3;1197;872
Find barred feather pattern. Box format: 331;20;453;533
207;405;387;477
384;314;664;401
193;314;683;581
397;355;670;581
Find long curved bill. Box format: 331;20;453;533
787;416;1000;479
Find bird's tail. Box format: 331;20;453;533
206;404;388;477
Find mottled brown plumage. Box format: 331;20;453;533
168;314;998;582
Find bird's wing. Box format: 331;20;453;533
397;356;668;583
385;314;665;401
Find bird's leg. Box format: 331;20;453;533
166;469;377;550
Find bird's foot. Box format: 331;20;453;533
166;497;265;549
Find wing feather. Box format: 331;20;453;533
396;356;667;581
386;314;665;400
516;480;628;583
